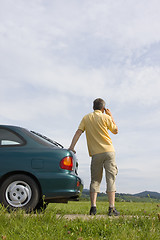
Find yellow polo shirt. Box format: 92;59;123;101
78;110;117;156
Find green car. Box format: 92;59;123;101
0;125;83;212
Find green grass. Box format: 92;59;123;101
52;201;160;216
0;202;160;240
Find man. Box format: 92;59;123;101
69;98;119;216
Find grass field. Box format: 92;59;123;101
0;201;160;240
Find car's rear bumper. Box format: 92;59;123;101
41;174;83;203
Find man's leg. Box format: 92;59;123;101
107;191;119;216
89;153;104;215
89;192;97;215
104;152;119;216
90;192;97;207
107;191;115;208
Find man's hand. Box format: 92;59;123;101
105;108;118;134
68;129;83;154
68;148;76;154
104;108;112;116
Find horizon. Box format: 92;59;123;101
82;189;160;195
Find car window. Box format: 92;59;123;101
0;128;25;146
22;129;61;148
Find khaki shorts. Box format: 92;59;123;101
90;152;118;193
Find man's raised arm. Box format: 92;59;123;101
68;129;83;153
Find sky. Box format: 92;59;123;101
0;0;160;194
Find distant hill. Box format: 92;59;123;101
81;189;160;202
133;191;160;199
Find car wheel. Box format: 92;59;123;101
0;174;40;212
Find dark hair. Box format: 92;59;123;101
93;98;105;110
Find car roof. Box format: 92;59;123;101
0;125;24;129
0;125;64;149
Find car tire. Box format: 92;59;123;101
0;174;40;212
34;199;48;213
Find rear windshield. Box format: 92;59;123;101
22;129;63;148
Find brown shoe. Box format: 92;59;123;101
108;207;120;216
89;206;97;215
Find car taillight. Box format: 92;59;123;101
60;156;73;171
77;180;80;187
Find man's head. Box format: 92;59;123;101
93;98;106;111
